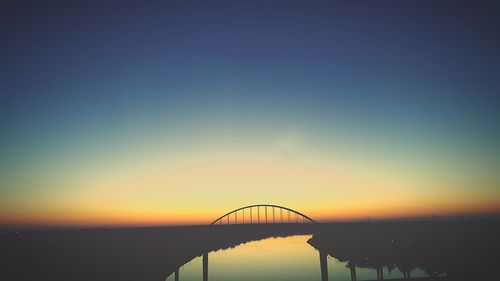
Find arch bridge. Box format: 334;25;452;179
210;204;316;225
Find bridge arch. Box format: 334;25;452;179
210;204;317;225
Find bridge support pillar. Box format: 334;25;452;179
319;250;329;281
376;267;384;280
350;263;357;281
203;252;208;281
175;269;179;281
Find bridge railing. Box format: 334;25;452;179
210;204;316;225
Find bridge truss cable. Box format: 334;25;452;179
210;204;317;225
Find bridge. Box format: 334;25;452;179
186;205;437;281
165;205;448;281
210;204;317;225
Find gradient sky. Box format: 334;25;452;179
1;0;499;226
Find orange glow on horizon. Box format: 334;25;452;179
2;155;499;228
2;198;499;228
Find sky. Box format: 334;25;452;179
1;0;499;227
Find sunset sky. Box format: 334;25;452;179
1;1;499;227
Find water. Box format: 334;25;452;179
167;235;434;281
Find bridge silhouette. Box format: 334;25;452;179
167;222;450;281
165;205;450;281
210;204;317;225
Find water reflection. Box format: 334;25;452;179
167;235;321;281
309;233;447;281
167;234;440;281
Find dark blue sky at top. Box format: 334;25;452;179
1;0;499;161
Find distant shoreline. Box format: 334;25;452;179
2;213;500;232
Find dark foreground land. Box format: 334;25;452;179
1;220;499;281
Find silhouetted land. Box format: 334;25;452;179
309;220;500;281
1;220;499;281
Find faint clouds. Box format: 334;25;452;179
274;133;305;158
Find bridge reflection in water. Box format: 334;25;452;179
166;228;448;281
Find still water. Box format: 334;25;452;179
167;235;430;281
